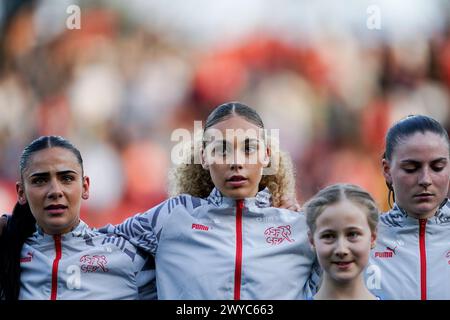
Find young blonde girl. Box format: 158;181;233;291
304;183;379;300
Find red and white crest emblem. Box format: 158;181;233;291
80;255;109;273
264;225;294;245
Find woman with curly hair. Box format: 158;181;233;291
103;101;319;300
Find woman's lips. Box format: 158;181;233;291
414;193;434;201
227;180;247;187
226;175;248;187
44;204;68;215
332;261;353;270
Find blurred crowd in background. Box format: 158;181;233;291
1;0;450;227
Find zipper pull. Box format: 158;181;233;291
237;199;244;210
419;219;427;236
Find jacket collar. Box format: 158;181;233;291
384;198;450;225
33;220;89;240
206;187;272;208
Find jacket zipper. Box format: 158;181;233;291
234;200;244;300
419;219;427;300
51;234;62;300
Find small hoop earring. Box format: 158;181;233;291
387;183;395;208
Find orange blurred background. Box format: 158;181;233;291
1;0;450;227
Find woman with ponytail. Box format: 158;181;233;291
366;115;450;300
0;136;155;300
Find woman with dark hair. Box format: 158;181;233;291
366;115;450;300
0;136;155;300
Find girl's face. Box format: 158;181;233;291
202;115;269;199
16;147;90;235
383;131;450;219
310;200;376;284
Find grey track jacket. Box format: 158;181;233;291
105;188;320;300
19;221;156;300
365;200;450;300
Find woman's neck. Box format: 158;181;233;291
314;274;376;300
40;219;81;235
396;204;436;220
396;198;447;220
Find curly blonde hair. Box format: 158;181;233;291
169;102;297;205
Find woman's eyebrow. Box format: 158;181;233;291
28;172;50;178
399;159;421;165
400;157;448;164
29;169;78;178
430;157;448;163
56;170;79;175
